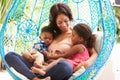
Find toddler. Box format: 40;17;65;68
22;25;54;67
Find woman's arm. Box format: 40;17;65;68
83;48;98;69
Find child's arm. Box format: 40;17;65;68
43;44;84;59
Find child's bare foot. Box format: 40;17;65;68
41;77;51;80
32;77;41;80
31;67;46;76
34;62;44;68
32;76;51;80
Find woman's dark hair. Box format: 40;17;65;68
41;25;55;39
73;23;96;48
49;3;73;37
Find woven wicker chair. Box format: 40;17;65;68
0;0;116;80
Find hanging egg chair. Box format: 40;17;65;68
0;0;116;80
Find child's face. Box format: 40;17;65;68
72;30;81;45
40;32;53;46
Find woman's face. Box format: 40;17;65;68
56;14;70;32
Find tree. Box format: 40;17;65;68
0;0;13;23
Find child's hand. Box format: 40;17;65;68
55;50;63;54
30;50;37;55
42;50;48;55
22;52;34;62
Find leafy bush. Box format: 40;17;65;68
113;6;120;42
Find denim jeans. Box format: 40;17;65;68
5;52;73;80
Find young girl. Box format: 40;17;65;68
30;23;96;76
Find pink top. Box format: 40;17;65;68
67;44;90;69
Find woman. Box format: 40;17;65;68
45;2;97;69
5;3;98;80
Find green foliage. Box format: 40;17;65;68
113;6;120;42
0;0;13;23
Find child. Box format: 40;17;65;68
22;25;54;67
30;23;96;76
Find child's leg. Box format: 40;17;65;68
40;76;51;80
43;58;66;71
31;67;46;76
33;53;44;67
31;58;66;76
32;76;51;80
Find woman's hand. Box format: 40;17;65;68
73;63;83;72
22;52;34;62
83;48;98;69
82;61;90;69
